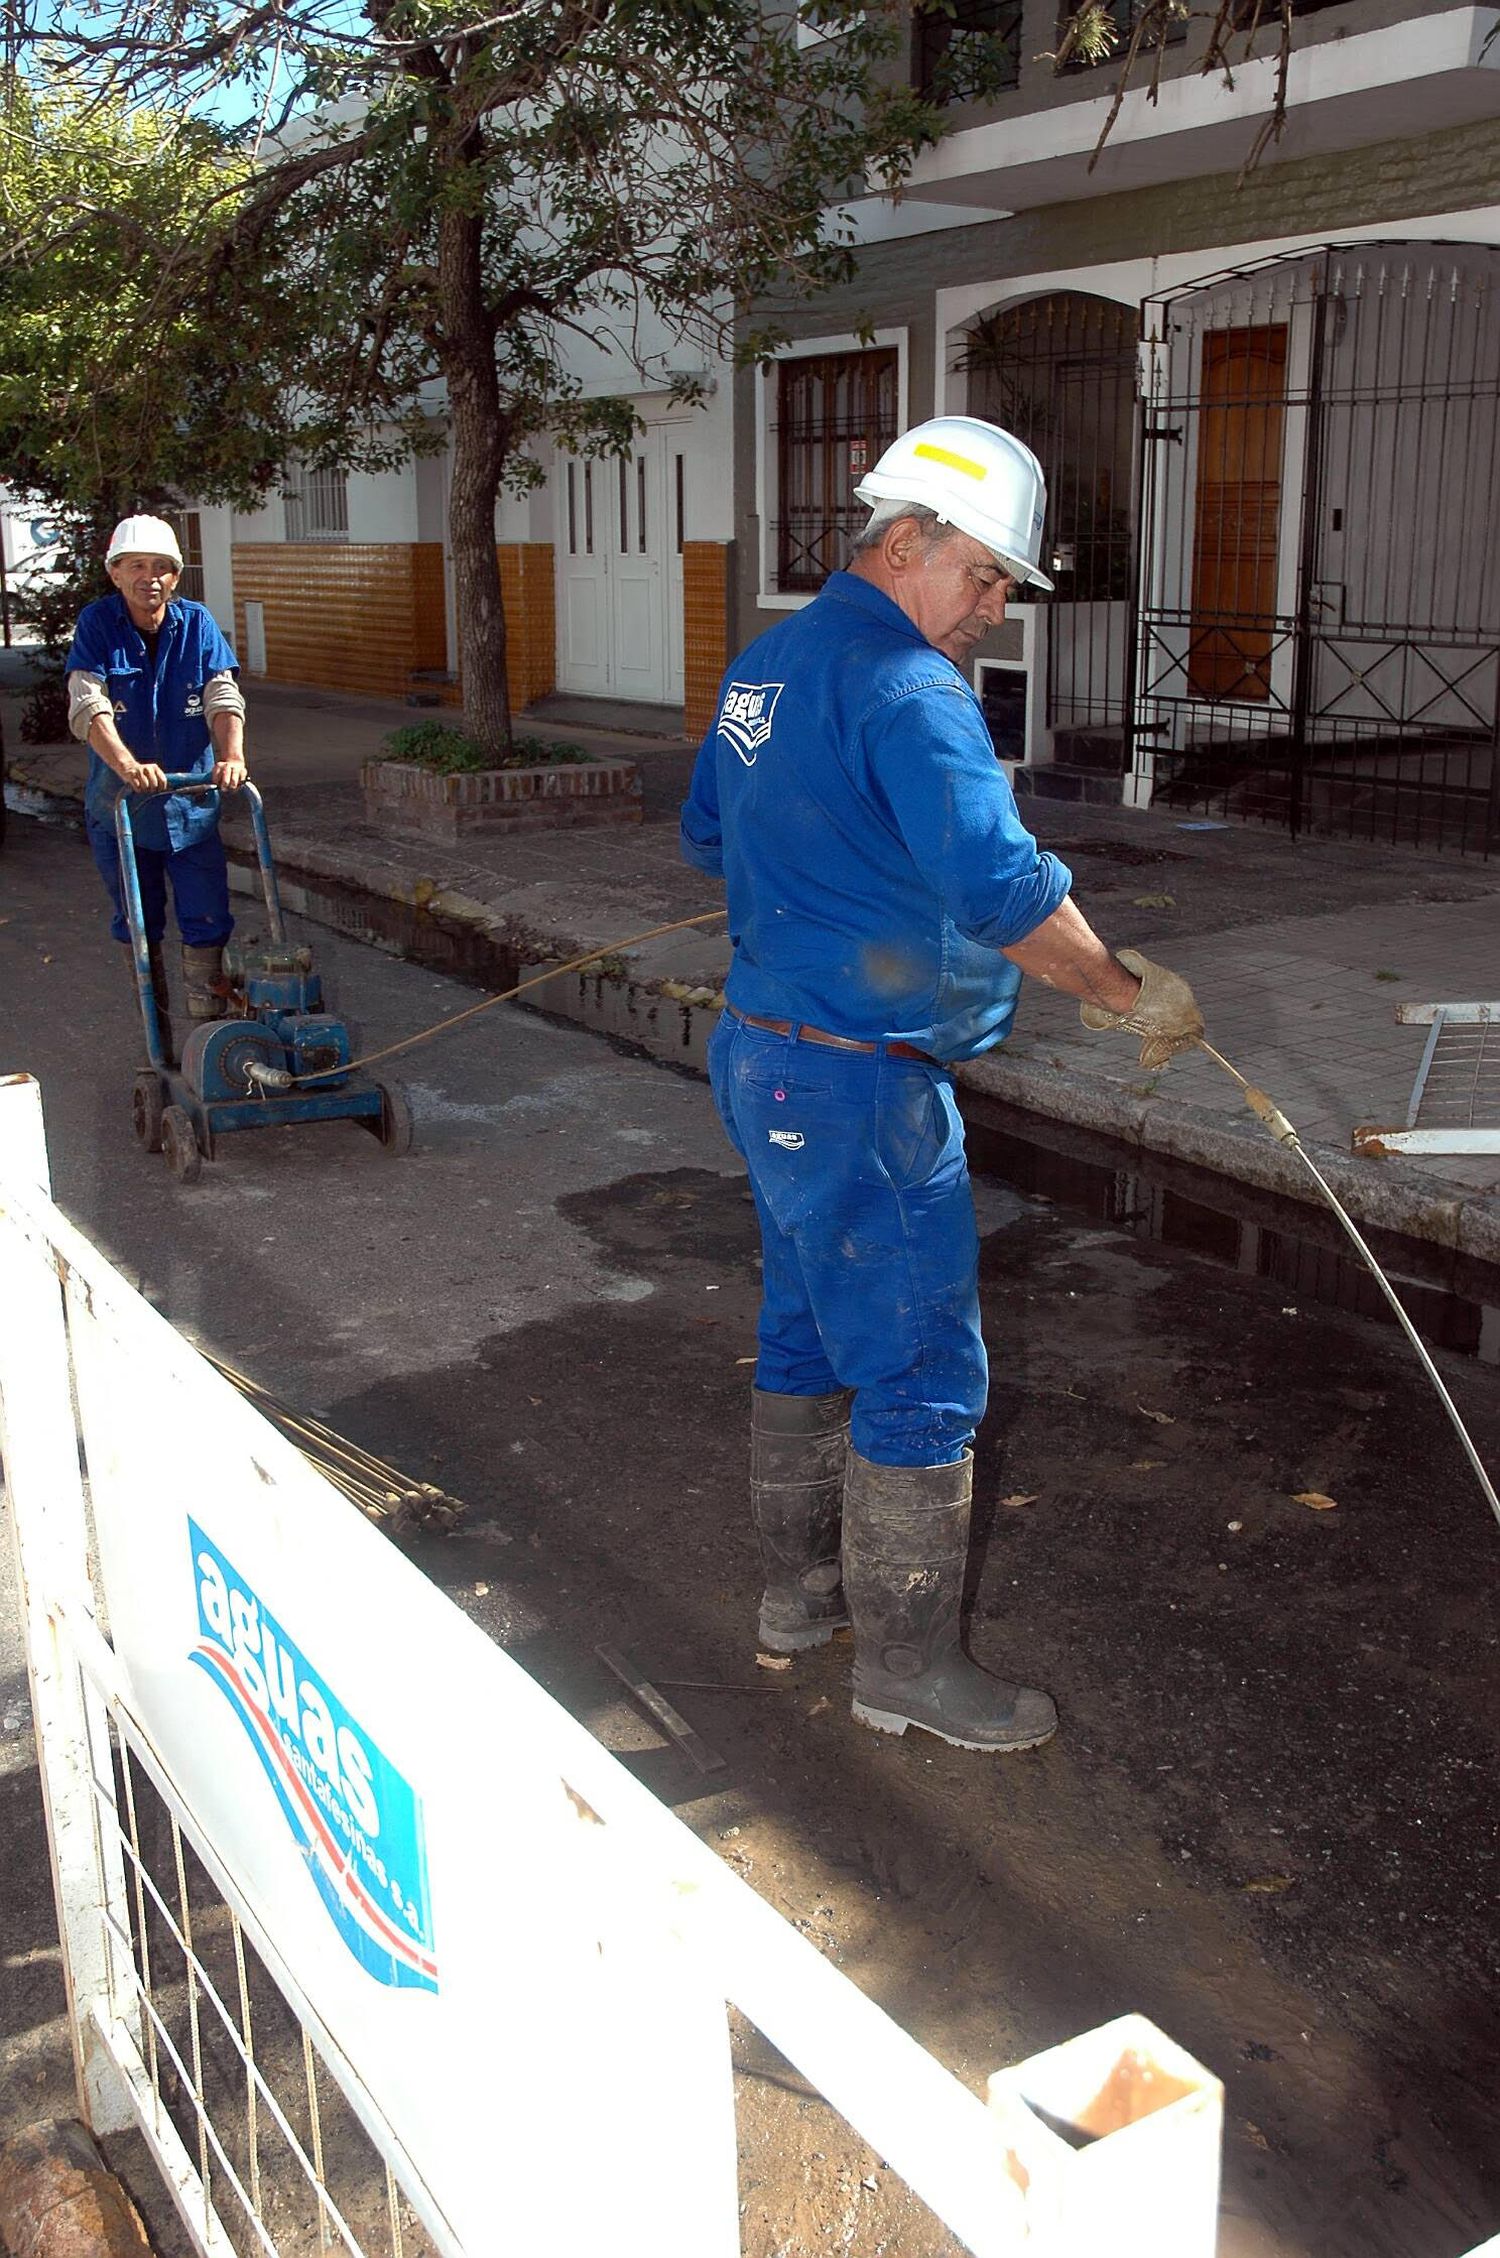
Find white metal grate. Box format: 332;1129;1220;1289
1354;1003;1500;1157
1408;1007;1500;1132
87;1692;435;2258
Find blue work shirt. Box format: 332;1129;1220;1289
66;593;239;853
680;571;1072;1062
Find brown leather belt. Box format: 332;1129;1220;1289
728;1008;934;1064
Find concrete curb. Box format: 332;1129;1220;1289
955;1048;1500;1267
0;2122;153;2258
10;761;1498;1266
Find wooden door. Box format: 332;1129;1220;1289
1189;325;1288;701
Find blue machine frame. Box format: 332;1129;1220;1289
119;775;406;1178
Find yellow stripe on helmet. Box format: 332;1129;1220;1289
912;441;987;480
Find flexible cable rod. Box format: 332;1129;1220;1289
286;909;729;1087
1197;1039;1500;1534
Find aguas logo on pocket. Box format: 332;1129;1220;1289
768;1128;804;1150
717;681;783;766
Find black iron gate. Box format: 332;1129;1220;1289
962;291;1137;776
1133;243;1500;856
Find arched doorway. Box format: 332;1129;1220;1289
960;291;1138;776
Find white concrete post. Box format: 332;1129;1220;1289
987;2012;1223;2258
0;1075;137;2133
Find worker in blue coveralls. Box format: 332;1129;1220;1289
67;514;248;1063
681;416;1206;1756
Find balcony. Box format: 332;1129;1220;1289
901;4;1500;210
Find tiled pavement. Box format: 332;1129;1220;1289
1006;897;1500;1196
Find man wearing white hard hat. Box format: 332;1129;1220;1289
681;415;1204;1755
66;513;248;1059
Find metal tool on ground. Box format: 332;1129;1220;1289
121;775;413;1182
1354;1002;1500;1159
1198;1037;1500;1534
204;1349;465;1533
596;1643;727;1776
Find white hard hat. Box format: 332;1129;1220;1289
854;416;1053;592
106;514;183;567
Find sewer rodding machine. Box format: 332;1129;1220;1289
121;775;411;1184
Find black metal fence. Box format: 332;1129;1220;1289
1134;243;1500;855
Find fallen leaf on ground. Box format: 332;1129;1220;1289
755;1651;793;1672
1132;892;1176;909
1293;1490;1339;1511
1137;1405;1176;1425
735;1356;757;1365
1000;1492;1040;1508
1129;1458;1165;1470
807;1696;830;1717
1240;1875;1295;1895
1242;2122;1272;2151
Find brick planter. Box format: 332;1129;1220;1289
361;755;642;839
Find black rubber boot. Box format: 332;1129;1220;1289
844;1450;1057;1752
124;940;175;1064
751;1388;852;1652
182;942;227;1025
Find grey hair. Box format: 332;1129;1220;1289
850;499;1025;584
849;498;957;555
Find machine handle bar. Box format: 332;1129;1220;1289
115;774;286;950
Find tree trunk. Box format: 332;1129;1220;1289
437;184;512;757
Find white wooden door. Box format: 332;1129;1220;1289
556;430;673;703
557;455;609;696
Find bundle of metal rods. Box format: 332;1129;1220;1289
204;1352;465;1534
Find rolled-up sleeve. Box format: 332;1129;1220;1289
67;670;112;743
679;732;725;877
857;679;1071;948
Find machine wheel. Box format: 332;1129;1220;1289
373;1081;413;1155
132;1071;166;1154
161;1105;202;1185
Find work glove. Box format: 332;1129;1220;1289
1079;947;1204;1070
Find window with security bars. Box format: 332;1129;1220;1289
775;348;898;593
914;0;1021;103
167;509;205;602
284;460;350;542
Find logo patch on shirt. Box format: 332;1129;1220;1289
717;681;783;766
768;1128;805;1151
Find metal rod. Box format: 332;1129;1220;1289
1197;1039;1500;1533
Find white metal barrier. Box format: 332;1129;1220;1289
1;1070;1225;2258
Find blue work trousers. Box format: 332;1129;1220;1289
708;1012;986;1467
86;819;233;949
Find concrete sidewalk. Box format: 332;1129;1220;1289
9;673;1500;1266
